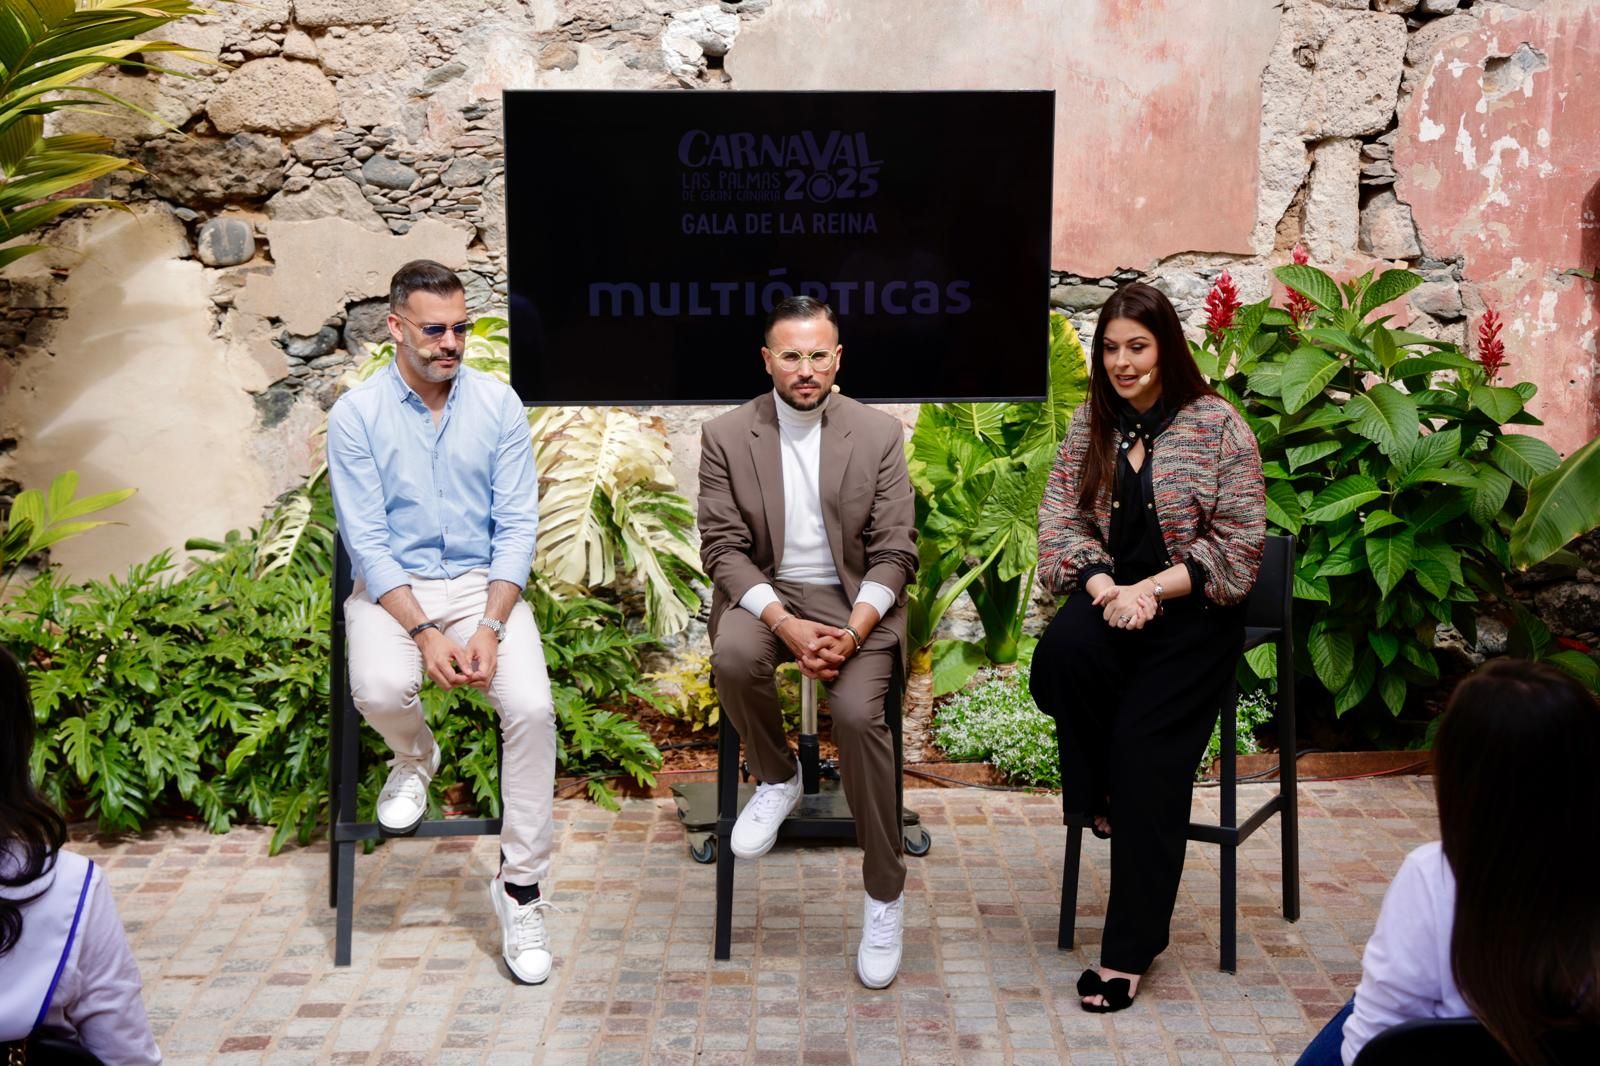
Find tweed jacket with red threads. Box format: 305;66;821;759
1038;394;1266;607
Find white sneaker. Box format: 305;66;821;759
856;892;904;989
729;762;803;858
489;877;555;985
375;743;440;835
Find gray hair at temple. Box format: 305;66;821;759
389;259;465;311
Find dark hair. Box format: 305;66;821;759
1076;283;1217;511
0;646;68;958
388;259;464;312
764;295;837;344
1435;658;1600;1064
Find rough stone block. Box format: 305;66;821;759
284;326;341;359
293;0;410;28
197;217;257;267
342;298;391;357
1359;190;1422;260
207;58;338;135
662;6;739;78
1419;0;1460;14
1303;13;1407;138
440;157;493;188
538;41;580;71
317;32;393;77
266;177;389;233
362;156;419;191
1303;138;1362;262
142;133;287;205
282;28;318;61
478;175;506;256
1373;0;1420;13
290;129;345;164
1409;281;1463;320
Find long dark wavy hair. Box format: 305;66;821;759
1434;659;1600;1064
1077;282;1218;512
0;645;67;958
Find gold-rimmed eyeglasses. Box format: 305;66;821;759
768;348;838;372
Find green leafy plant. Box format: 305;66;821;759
1509;433;1600;570
1197;261;1597;730
646;652;720;731
0;0;225;269
1;469;133;595
904;312;1090;716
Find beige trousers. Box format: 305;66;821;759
711;581;905;902
344;570;555;885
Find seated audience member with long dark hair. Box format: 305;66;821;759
0;647;160;1063
1297;658;1600;1065
1030;282;1266;1011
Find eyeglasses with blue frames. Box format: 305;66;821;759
394;312;472;340
767;348;839;372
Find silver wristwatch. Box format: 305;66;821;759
477;617;506;642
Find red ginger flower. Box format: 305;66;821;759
1204;270;1241;343
1476;307;1507;382
1286;245;1317;326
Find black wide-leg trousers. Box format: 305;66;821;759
1030;590;1244;974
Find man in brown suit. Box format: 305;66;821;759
697;295;918;988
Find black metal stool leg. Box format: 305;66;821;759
1059;822;1083;951
714;712;739;961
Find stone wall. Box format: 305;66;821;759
0;0;1595;638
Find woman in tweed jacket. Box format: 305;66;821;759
1031;283;1265;1011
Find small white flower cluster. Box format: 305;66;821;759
933;667;1061;788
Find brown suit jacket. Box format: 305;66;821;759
698;392;919;662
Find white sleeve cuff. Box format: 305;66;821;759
738;582;781;620
854;580;896;621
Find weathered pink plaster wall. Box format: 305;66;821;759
1396;0;1599;456
726;0;1280;277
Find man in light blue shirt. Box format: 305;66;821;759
327;260;557;985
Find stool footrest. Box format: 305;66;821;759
331;817;504;843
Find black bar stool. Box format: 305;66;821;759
1058;533;1300;973
327;533;504;966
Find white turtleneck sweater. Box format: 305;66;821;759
738;390;897;623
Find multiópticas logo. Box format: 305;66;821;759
677;129;883;204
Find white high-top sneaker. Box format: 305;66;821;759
856;892;904;989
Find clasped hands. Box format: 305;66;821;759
416;626;499;692
774;616;857;681
1093;580;1159;632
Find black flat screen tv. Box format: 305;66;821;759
504;89;1054;405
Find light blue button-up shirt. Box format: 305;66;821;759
327;359;538;602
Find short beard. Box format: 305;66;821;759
404;345;459;383
777;384;826;412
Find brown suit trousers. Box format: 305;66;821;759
697;393;918;901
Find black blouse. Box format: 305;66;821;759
1079;398;1209;598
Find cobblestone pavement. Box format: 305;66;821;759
77;776;1438;1064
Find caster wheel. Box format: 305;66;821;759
903;827;931;857
689;836;717;864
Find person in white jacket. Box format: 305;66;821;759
0;647;160;1064
1297;659;1600;1066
